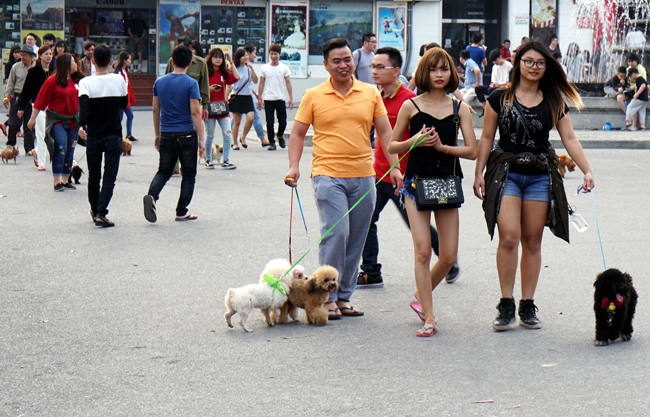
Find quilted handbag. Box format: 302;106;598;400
413;99;464;211
208;101;230;118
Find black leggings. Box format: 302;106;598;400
264;100;287;144
475;86;498;104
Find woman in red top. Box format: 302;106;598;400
28;53;85;191
204;47;239;169
114;52;138;142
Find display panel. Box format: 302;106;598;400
201;5;266;62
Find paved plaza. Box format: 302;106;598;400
1;112;649;416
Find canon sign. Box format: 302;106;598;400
96;0;124;5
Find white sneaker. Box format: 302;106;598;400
205;161;215;169
221;160;236;170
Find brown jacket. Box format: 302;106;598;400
482;149;570;243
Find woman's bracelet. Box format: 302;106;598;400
445;145;450;155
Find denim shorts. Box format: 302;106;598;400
503;172;550;202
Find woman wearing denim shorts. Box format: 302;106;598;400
474;41;595;332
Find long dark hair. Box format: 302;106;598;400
206;47;228;78
114;51;130;74
191;40;205;58
233;48;246;68
55;53;84;87
7;45;21;66
53;40;66;57
501;40;582;127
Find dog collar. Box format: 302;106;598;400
263;274;286;296
601;294;623;311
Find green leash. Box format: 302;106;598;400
283;135;426;277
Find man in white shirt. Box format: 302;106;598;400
258;44;293;151
475;49;513;112
25;33;39;55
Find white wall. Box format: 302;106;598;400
558;0;593;55
407;1;441;77
507;0;530;47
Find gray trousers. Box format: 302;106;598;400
626;98;647;125
312;175;376;303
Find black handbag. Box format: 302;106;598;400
414;99;464;211
208;101;229;118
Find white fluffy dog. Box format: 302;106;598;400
224;259;305;332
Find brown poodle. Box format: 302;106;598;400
122;139;132;156
276;265;339;325
557;154;576;178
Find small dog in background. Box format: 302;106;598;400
70;162;84;184
213;144;223;156
276;265;339;326
557;154;576;178
1;147;19;164
122;139;132;156
224;258;295;332
594;268;638;346
198;149;206;163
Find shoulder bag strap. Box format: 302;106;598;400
451;98;460;176
353;49;360;79
230;67;252;102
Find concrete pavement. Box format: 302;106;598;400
1;112;649;416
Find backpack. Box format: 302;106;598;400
353;48;362;79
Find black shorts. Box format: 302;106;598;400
229;94;254;114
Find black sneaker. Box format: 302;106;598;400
278;136;286;148
519;299;542;329
94;214;115;228
221;160;236;170
268;144;277;151
127;136;139;142
53;183;65;192
205;161;215;169
63;182;76;190
445;262;460;283
493;298;517;331
356;270;384;288
143;195;157;223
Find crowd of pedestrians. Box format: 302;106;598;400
2;33;598;338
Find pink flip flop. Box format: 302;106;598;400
410;301;426;323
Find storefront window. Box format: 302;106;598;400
309;1;373;64
1;1;22;50
201;1;267;62
65;0;157;74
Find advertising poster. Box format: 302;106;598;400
270;1;308;78
309;2;372;61
2;49;10;97
21;0;65;47
530;0;557;45
159;0;201;75
377;2;407;52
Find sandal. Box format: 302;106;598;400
410;301;438;325
327;307;341;320
339;306;364;317
416;325;438;337
175;213;198;221
231;144;240;151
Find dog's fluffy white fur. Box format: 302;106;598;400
224;259;304;332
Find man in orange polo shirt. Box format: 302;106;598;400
285;38;402;319
356;47;460;289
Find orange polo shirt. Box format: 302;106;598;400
295;77;387;178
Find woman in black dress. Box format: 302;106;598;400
388;48;477;337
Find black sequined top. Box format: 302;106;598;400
405;99;463;179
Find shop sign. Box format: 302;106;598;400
270;1;309;78
377;1;407;53
201;0;266;6
96;0;125;5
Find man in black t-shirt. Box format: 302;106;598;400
625;67;647;131
127;12;148;74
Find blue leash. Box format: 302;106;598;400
293;186;317;265
579;186;606;270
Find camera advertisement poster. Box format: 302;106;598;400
270;1;308;78
159;0;201;75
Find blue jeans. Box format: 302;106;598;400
361;181;439;274
147;131;198;217
312;175;376;303
503;172;550;201
204;116;232;162
120;107;134;137
87;135;121;216
51;124;77;177
232;106;265;139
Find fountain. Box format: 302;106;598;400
567;0;650;90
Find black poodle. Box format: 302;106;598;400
594;268;637;346
70;165;84;184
